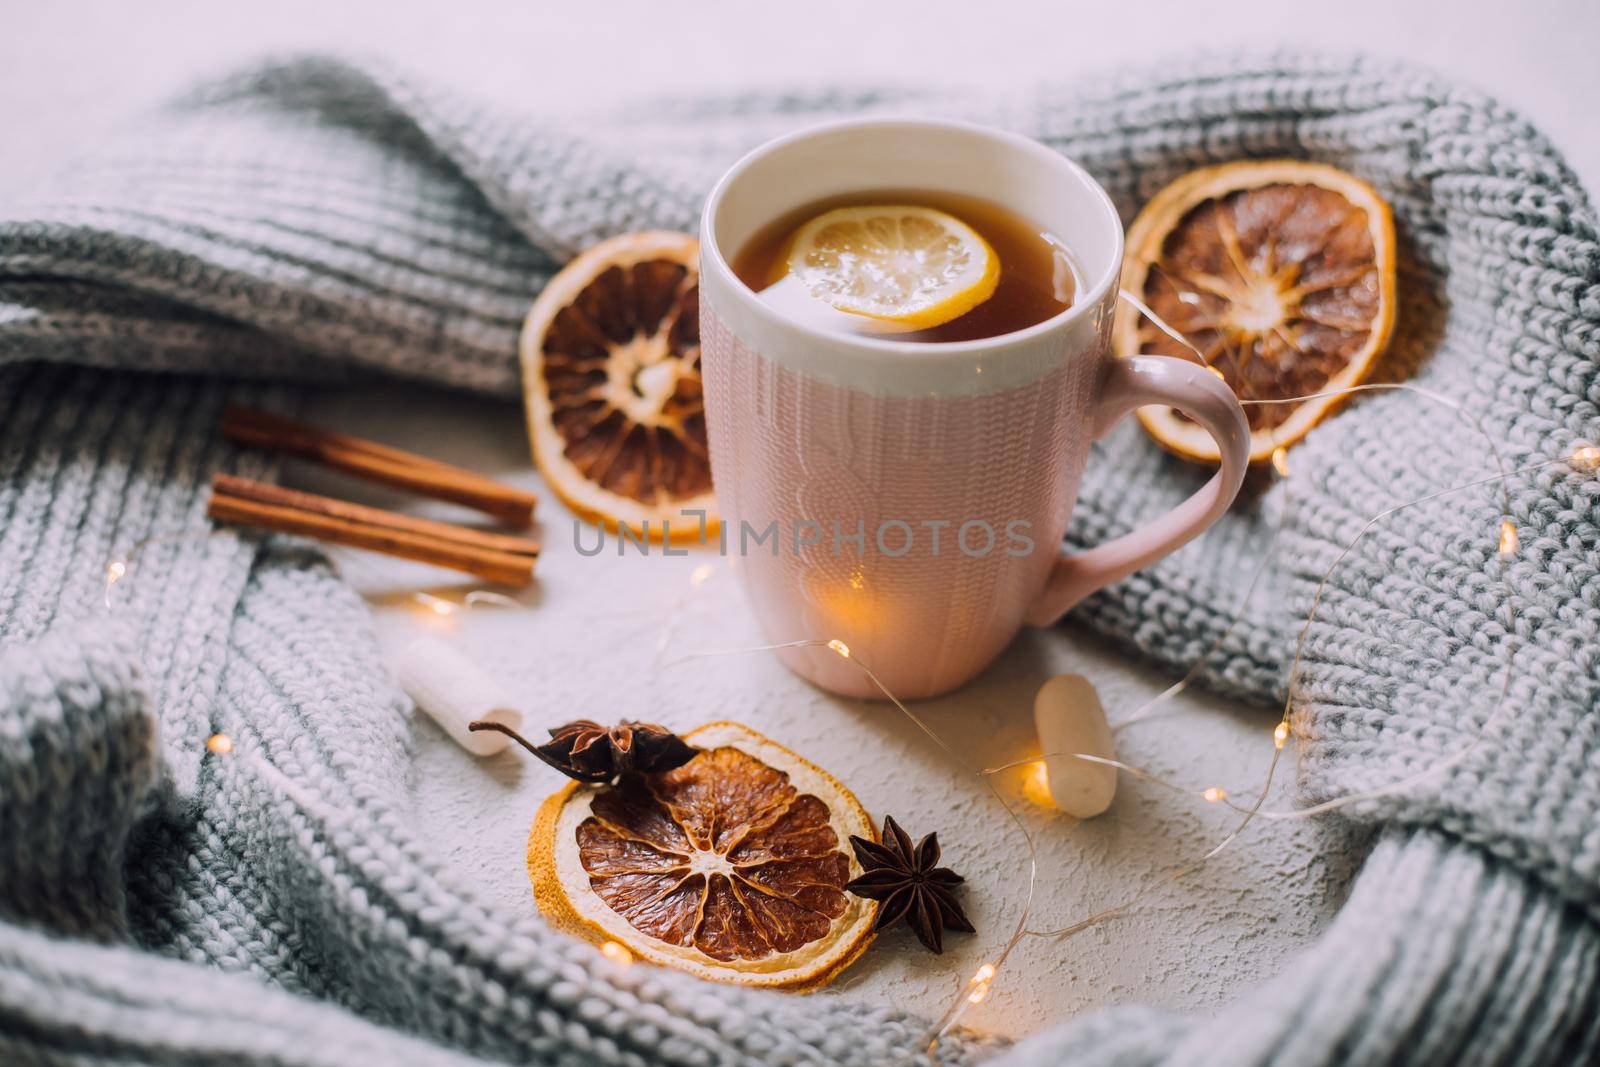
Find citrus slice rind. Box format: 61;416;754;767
529;721;879;989
786;205;999;330
1114;160;1397;463
519;231;717;541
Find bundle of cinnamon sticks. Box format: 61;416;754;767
210;406;540;587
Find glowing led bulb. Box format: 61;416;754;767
1498;521;1518;558
827;639;851;659
1571;445;1600;472
1203;786;1227;803
690;564;715;586
965;963;997;1004
1020;760;1053;807
600;941;634;967
1271;447;1290;478
1273;721;1289;749
206;733;234;754
106;560;127;584
413;593;457;616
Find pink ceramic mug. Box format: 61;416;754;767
699;118;1249;699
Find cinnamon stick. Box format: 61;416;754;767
208;477;537;588
211;475;541;558
221;406;537;528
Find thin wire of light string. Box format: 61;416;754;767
104;419;1563;1051
663;636;1040;1040
101;530;232;610
983;371;1529;949
1000;424;1526;1022
1123;285;1514;490
1111;470;1293;732
1115;287;1517;722
1215;456;1555;821
983;455;1558;822
658;626;1277;1045
412;589;523;613
664;330;1551;1043
1006;357;1539;969
1011;423;1528;963
94;297;1570;1050
1013;462;1538;948
1129;313;1527;817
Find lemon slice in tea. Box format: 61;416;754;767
786;205;1000;330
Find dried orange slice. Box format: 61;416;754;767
519;232;715;540
528;721;878;989
1115;161;1397;463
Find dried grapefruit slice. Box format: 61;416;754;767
519;232;715;540
529;721;878;988
1115;161;1397;463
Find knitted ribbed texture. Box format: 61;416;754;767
0;52;1595;1065
0;621;154;942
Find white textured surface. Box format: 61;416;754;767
4;0;1590;1041
301;385;1364;1039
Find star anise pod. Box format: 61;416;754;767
844;814;975;954
468;718;696;782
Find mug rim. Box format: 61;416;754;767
699;115;1124;366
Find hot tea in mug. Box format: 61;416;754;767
699;119;1250;699
731;189;1078;343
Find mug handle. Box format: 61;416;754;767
1024;355;1250;627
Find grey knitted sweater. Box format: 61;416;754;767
2;52;1597;1066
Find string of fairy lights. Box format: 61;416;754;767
662;409;1592;1045
95;295;1600;1053
654;287;1600;1043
